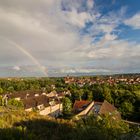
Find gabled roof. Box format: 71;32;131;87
22;95;49;109
98;100;121;119
99;100;117;114
8;92;26;99
73;100;91;113
7;90;42;99
22;98;36;109
35;95;49;106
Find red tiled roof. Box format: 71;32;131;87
73;100;91;111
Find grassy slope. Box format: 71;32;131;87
0;107;139;140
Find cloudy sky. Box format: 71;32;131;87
0;0;140;77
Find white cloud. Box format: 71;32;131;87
64;9;92;28
104;33;117;41
60;68;110;73
0;9;47;35
87;40;140;59
124;13;140;29
0;0;139;76
13;66;20;71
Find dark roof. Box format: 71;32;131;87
22;95;50;109
8;92;26;99
99;100;117;114
35;95;49;106
94;101;103;105
7;90;42;99
99;100;121;119
22;98;36;109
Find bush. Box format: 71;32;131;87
7;99;24;108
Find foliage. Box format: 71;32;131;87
119;101;134;117
7;99;24;108
7;86;14;92
0;96;3;106
62;97;72;116
0;77;139;122
0;108;139;140
103;86;113;103
0;87;3;94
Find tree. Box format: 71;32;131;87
7;86;14;92
7;99;24;108
15;81;26;91
119;101;134;117
103;86;113;103
70;89;84;102
92;85;104;101
0;87;3;94
0;96;2;106
62;97;72;116
87;91;93;101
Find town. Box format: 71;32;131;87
2;90;121;120
0;74;139;120
64;74;140;85
0;74;140;139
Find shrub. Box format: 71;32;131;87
8;99;24;108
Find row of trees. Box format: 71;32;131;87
63;83;140;122
0;78;59;93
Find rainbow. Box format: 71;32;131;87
0;37;47;76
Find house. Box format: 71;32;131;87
22;95;49;111
3;90;63;117
73;100;92;113
22;94;62;117
93;101;102;115
6;90;42;101
47;90;57;98
8;92;27;101
73;100;94;118
35;95;49;110
73;100;121;120
39;99;62;117
42;92;47;96
93;100;121;120
57;92;65;99
22;98;36;111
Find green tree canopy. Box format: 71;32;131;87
103;86;113;103
119;101;134;117
0;87;3;94
8;99;24;108
62;97;72;116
